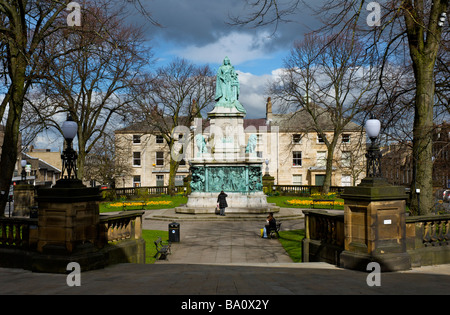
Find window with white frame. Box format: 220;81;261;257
156;152;164;166
133;152;141;166
341;175;351;186
293;151;302;166
293;174;303;185
317;151;326;167
156;175;164;186
317;134;326;143
341;151;351;168
133;135;141;144
156;135;164;144
175;175;185;186
341;134;350;143
133;175;141;187
292;134;302;144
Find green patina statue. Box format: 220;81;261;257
190;165;262;193
215;57;246;114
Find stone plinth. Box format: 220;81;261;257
33;179;104;272
176;191;279;214
339;177;411;272
13;184;35;217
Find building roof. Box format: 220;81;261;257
22;152;61;173
115;104;363;134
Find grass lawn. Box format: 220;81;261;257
142;229;170;264
277;229;305;262
100;195;188;213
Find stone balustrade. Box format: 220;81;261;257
0;211;145;272
302;209;344;264
0;217;36;249
98;211;144;245
406;213;450;266
303;209;450;268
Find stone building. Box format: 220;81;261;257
114;99;366;188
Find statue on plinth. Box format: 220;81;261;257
215;56;246;114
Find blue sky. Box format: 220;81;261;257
130;0;322;119
32;0;322;150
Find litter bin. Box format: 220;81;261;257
169;222;180;242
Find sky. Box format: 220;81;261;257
33;0;323;150
130;0;322;118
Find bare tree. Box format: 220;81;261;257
272;32;378;193
232;0;449;215
131;58;216;195
0;0;70;215
0;0;159;215
84;132;133;187
33;1;152;180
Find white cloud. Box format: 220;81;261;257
172;31;275;65
236;69;282;118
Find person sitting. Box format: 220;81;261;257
262;212;277;238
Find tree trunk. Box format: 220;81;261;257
410;64;435;215
403;0;447;215
168;158;180;196
322;135;338;195
0;47;27;216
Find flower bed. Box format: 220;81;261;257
107;200;172;208
285;199;344;208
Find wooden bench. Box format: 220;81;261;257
154;237;171;260
310;199;335;209
268;222;282;239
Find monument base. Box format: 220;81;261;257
176;192;279;214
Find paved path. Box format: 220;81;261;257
143;208;304;265
1;208;450;296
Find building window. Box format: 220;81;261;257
133;152;141;166
317;151;326;167
341;151;351;168
317;134;326;143
293;174;303;185
341;134;350;143
133;175;141;187
256;134;263;145
156;175;164;187
293;151;302;166
156;152;164;166
341;175;351;187
256;151;263;158
175;175;185;186
156;135;164;144
292;134;302;144
133;135;141;144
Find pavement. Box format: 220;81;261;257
0;208;450;296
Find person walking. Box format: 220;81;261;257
217;191;228;216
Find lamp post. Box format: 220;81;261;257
365;117;382;178
339;115;411;272
61;114;78;180
20;159;27;183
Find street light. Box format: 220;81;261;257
365;116;382;178
61;114;78;180
21;159;27;182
